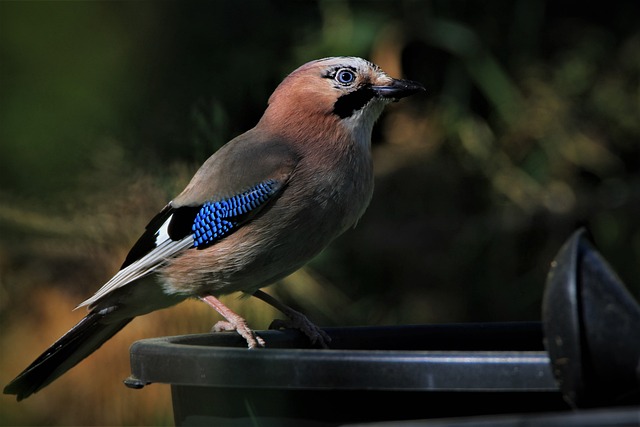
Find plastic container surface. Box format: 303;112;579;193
127;323;565;426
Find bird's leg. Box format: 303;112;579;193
199;296;265;349
252;290;331;348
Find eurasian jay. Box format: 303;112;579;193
4;56;424;401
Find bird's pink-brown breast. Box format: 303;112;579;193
160;132;374;298
162;126;373;298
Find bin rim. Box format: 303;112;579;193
127;322;558;392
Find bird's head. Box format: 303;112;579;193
259;57;424;144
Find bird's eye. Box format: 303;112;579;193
336;69;356;85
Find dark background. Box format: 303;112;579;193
1;1;639;424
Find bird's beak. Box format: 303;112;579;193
372;78;425;100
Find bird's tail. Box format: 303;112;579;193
4;311;132;401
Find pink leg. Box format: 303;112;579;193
199;295;265;349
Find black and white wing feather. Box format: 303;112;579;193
77;179;283;309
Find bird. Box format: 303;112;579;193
4;56;424;401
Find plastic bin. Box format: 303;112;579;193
127;322;566;426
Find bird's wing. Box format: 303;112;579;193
77;134;300;309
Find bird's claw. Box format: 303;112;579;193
269;315;331;349
212;320;265;349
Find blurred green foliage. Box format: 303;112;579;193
1;0;639;425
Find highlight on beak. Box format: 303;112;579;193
372;79;426;100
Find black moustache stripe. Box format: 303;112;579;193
333;86;376;119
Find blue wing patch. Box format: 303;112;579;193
192;180;278;249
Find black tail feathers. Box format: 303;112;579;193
4;310;132;401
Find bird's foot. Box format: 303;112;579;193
200;296;265;349
269;311;331;349
251;290;332;348
212;320;265;349
212;320;236;332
